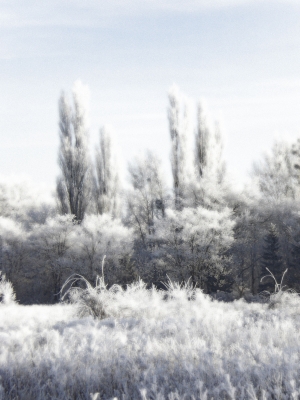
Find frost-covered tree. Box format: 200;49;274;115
0;271;16;305
156;206;235;292
126;151;169;285
228;179;276;296
209;121;227;185
253;140;296;201
259;223;283;292
74;214;135;286
94;125;121;218
127;150;168;245
30;215;77;301
168;85;193;210
230;179;300;296
289;137;300;196
56;81;92;222
0;217;44;302
0;217;28;282
195;102;209;178
192;102;227;209
0;178;55;226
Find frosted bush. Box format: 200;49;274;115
0;177;55;225
0;216;26;242
269;289;300;310
80;214;134;258
261;268;300;311
155;206;234;290
0;271;16;305
61;274;111;319
2;277;300;399
60;256;115;319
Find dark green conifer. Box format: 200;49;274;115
259;224;283;292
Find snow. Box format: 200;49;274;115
0;284;300;399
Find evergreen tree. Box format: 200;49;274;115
290;241;300;289
259;223;283;292
288;219;300;292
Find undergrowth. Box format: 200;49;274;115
1;267;300;398
0;271;16;305
260;268;300;310
1;265;300;398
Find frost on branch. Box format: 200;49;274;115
94;125;121;218
155;206;235;291
56;81;92;222
0;271;16;305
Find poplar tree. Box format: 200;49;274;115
94;125;121;218
56;81;92;222
168;85;192;210
193;101;227;209
195;102;209;178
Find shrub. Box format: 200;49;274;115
60;256;117;319
260;268;300;309
0;271;16;305
60;273;109;319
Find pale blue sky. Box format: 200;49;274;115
1;0;300;188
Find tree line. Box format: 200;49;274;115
1;81;300;303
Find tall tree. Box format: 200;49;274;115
232;204;266;295
94;125;121;218
193;101;227;209
253;140;296;202
155;206;235;292
195;102;209;178
56;81;92;222
127;150;167;244
259;223;283;292
168;85;192;210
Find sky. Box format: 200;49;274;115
1;0;300;190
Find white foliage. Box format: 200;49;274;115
195;99;212;177
31;214;75;246
192;100;228;208
252;139;297;201
179;206;235;252
0;177;55;225
73;214;134;282
30;214;77;296
0;271;16;305
80;214;134;258
61;271;108;319
156;206;235;287
1;284;300;398
57;80;92;221
168;84;194;209
95;125;121;218
127;150;168;243
72;80;90;131
0;217;28;280
0;217;25;240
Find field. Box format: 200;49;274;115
0;281;300;400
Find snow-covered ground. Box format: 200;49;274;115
1;282;300;399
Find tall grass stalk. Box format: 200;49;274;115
260;268;300;309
